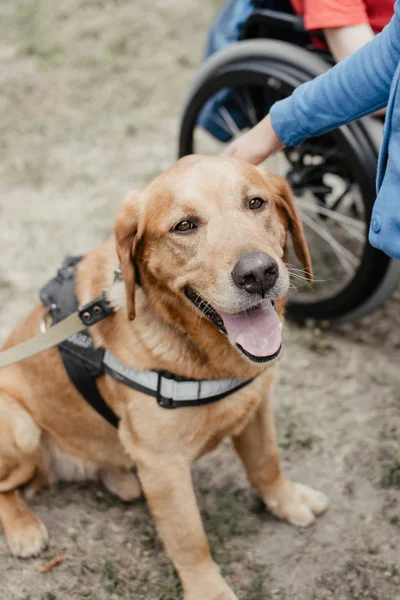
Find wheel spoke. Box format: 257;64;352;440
207;111;234;136
330;183;352;211
293;185;332;194
296;197;365;231
243;88;258;126
217;106;241;137
231;89;257;127
298;209;359;274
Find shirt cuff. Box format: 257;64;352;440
305;12;369;32
270;96;310;147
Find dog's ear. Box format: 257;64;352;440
259;169;313;281
114;191;141;320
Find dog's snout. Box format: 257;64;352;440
232;252;279;297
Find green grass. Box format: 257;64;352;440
280;418;317;451
101;558;120;592
109;36;130;56
247;573;269;600
379;437;400;488
17;0;61;58
203;492;259;549
380;456;400;488
158;565;183;600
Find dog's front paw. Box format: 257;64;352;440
6;513;48;558
263;477;328;527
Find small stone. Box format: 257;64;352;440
384;570;391;578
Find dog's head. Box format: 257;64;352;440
115;155;311;365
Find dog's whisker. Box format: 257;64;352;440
286;264;307;273
288;270;330;284
288;272;309;280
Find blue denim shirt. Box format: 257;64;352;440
270;1;400;259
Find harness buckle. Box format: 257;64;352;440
156;371;175;409
78;296;115;327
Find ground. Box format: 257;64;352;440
0;1;400;599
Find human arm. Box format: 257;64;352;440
324;23;375;62
324;24;386;116
225;0;400;163
294;0;388;61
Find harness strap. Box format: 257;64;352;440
37;256;255;428
103;351;254;409
40;256;120;427
59;344;119;428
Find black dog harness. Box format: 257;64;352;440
39;257;254;428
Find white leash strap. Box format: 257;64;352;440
0;313;85;369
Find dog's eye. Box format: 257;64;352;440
173;220;197;233
248;197;265;210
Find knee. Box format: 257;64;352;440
0;393;41;456
0;394;41;491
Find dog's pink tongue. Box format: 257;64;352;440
219;299;282;357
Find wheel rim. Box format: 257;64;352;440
179;63;382;320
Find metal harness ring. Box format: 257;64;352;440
40;303;57;334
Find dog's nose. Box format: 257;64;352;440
232;252;279;297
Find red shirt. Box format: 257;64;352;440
290;0;394;33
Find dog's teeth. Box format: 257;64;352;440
187;289;223;331
278;321;283;330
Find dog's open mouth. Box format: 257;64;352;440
185;287;282;364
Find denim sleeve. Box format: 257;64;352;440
270;0;400;146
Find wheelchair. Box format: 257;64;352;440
178;2;400;325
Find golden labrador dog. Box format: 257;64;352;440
0;156;327;600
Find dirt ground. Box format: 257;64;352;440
0;1;400;599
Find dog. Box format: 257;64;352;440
0;156;328;600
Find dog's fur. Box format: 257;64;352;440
0;156;327;600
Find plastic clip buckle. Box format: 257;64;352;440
79;295;114;327
156;372;175;409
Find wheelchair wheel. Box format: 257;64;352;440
179;40;397;325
